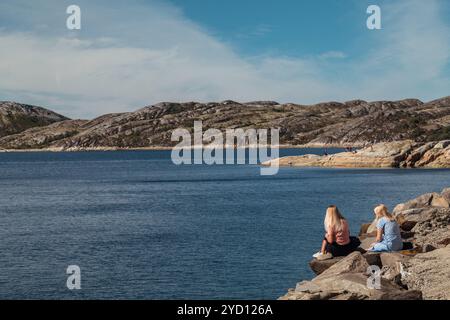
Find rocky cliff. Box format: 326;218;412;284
264;140;450;168
1;96;450;150
280;188;450;300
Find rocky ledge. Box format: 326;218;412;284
263;140;450;168
280;188;450;300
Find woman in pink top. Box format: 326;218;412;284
315;205;361;258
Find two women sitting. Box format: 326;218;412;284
314;204;402;259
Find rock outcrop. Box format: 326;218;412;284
264;140;450;168
401;246;450;300
282;252;422;300
280;188;450;300
0;120;87;150
1;96;450;150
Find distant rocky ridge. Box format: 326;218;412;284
280;188;450;300
1;96;450;150
0;102;68;140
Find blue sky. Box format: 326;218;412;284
0;0;449;118
169;0;367;56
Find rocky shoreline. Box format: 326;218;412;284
280;188;450;300
264;140;450;168
0;144;317;152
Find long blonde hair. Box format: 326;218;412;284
324;205;346;232
374;204;394;221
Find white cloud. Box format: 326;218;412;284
0;0;449;119
352;0;450;100
319;51;347;60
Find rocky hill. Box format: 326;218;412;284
0;101;68;140
1;96;450;150
280;188;450;300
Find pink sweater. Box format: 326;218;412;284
328;220;350;245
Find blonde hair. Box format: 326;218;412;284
324;205;346;232
374;204;394;221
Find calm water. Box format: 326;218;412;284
1;149;450;299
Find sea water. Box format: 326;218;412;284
0;149;449;299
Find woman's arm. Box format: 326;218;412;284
375;228;383;242
325;227;335;243
369;225;384;249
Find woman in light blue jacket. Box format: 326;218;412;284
369;204;403;252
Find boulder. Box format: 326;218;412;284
401;246;450;299
309;257;344;275
393;193;434;213
394;193;449;215
379;252;411;286
380;265;402;285
431;195;450;208
441;187;450;203
359;236;377;251
295;281;321;294
283;272;422;300
411;207;450;247
395;213;407;225
359;223;372;236
366;219;378;234
380;252;411;268
317;252;369;279
309;251;380;275
395;208;428;222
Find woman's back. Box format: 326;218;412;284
377;217;402;250
333;219;350;245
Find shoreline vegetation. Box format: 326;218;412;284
280;188;450;300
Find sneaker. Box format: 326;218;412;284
312;251;322;258
316;253;333;261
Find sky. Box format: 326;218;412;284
0;0;449;119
